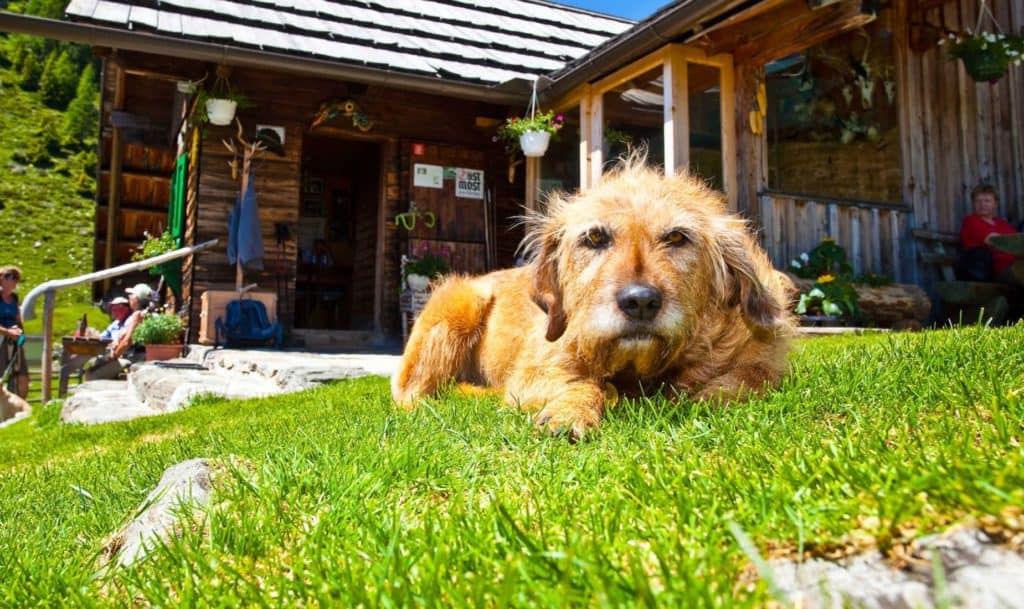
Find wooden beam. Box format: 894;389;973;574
706;0;875;65
663;47;688;177
103;59;126;292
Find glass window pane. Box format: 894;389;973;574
540;106;580;197
688;62;723;191
765;14;900;202
602;66;664;172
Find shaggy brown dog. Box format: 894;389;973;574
392;158;794;438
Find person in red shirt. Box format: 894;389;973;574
959;184;1023;286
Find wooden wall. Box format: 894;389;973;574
731;0;1024;289
100;51;518;342
897;0;1024;233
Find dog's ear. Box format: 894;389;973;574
714;225;786;331
528;222;568;342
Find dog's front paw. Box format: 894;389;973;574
534;399;603;441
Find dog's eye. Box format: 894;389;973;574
664;229;690;247
582;227;610;249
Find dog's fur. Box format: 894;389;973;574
392;157;794;438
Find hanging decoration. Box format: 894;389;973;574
310;98;374;131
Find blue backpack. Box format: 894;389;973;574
215;299;283;349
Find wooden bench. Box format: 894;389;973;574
912;229;1016;325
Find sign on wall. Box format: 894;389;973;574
455;168;484;200
413;163;443;189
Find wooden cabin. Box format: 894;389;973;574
1;0;1022;342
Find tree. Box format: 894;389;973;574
62;63;99;148
18;48;41;90
39;49;77;108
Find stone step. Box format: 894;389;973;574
60;347;400;425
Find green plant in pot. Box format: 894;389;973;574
132;229;177;277
131;312;184;361
195;66;253;126
945;30;1024;83
402;243;452;292
496;110;564;157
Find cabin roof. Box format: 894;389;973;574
64;0;633;86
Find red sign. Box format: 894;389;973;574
412;143;425;156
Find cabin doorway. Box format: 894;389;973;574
295;136;380;333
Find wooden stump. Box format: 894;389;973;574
789;276;931;328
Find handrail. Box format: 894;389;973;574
21;239;218;320
19;238;218;403
759;190;913;213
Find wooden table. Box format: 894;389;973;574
59;337;111;397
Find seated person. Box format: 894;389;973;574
85;284;154;380
959;184;1023;286
99;297;132;342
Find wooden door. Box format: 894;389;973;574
403;142;489;274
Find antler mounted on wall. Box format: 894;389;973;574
309;97;374;131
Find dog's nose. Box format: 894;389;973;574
616;284;662;321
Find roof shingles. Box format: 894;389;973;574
64;0;633;86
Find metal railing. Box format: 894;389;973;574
20;239;218;402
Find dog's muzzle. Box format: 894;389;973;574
616;283;662;321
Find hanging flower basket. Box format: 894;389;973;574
945;31;1024;83
518;130;551;157
205;98;238;125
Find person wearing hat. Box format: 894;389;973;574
99;297;133;342
0;265;29;398
86;284;154;380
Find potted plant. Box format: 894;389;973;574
402;243;452;292
195;66;252;126
496;110;565;157
795;275;860;325
132;229;177;277
944;30;1024;83
131;312;184;361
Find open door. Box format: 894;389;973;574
295;136;381;332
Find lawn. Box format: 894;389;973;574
0;59;98;337
0;327;1022;607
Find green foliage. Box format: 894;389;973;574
789;237;852;279
132;230;179;276
946;30;1024;82
495;110;565;152
795;279;860;318
61;64;99;147
0;326;1023;605
131;312;184;345
402;242;452;283
0;59;96;336
38;49;77;108
17;49;41;90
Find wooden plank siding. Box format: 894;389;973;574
759;193;913;282
900;0;1024;231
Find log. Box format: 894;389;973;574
789;276;931;327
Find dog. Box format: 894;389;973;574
392;156;794;438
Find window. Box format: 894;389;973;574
602;66;664;171
540;106;581;197
765;15;900;202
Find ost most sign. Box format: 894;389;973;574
455;168;484;200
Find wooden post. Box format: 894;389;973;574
103;60;126;293
40;290;54;403
524;156;540;213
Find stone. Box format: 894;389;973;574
769;528;1024;609
103;459;216;567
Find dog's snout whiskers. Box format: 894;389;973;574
616;284;662;321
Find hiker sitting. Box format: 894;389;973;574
85;285;153;380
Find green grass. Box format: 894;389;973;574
0;327;1022;607
0;56;97;336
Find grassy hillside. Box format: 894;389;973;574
0;39;97;336
0;328;1022;606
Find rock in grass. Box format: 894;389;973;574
101;459;216;568
769;528;1024;609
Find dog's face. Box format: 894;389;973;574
527;161;785;379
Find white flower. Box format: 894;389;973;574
800;252;810;262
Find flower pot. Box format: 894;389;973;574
800;315;844;327
205;98;238;126
519;130;551;157
958;52;1009;83
405;273;431;292
145;343;183;361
